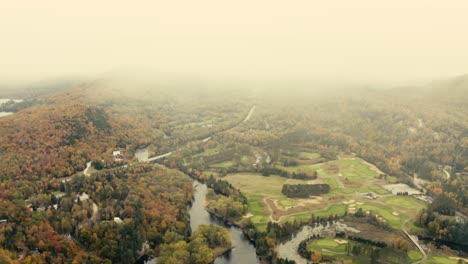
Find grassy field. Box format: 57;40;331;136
245;194;270;231
309;238;426;263
381;196;427;211
276;163;323;175
323;177;339;189
298;152;321;160
357;203;403;229
407;250;423;262
307;238;367;263
308;238;347;253
223;173;306;197
281;204;348;223
426;254;465;264
278;158;377;182
191;146;222;159
222;160;428;236
331;159;377;182
326;184;390;196
210;161;235;168
223;173;307;230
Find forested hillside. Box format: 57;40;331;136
0;75;467;263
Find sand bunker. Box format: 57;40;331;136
334;239;348;245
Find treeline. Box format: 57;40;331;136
259;167;317;180
205;175;248;221
206;175;247;204
281;184;330;198
348;236;387;248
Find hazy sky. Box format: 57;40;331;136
1;1;468;84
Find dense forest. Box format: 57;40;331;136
0;75;467;263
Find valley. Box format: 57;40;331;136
0;78;467;264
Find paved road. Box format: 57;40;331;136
144;105;255;162
243;105;256;122
147;152;173;162
443;169;450;180
402;218;427;264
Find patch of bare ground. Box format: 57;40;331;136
344;218;414;248
243;213;253;218
343;180;362;188
264;197;327;221
306;178;323;184
324;163;340;174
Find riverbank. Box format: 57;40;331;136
188;179;259;264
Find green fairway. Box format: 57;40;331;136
223;173;306;197
210;161;235;168
367;185;391;195
327;184;390;196
323;177;339;189
276;163;323;175
307;238;369;263
245;194;269;231
427;254;465;264
381;196;427;211
277;198;297;208
277;158;377;182
330;159;377;182
358;203;403;229
309;238;347;252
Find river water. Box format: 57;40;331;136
0;98;23;118
190;181;259;264
137;148;259;263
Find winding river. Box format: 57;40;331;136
190;180;259;264
136;148;259;264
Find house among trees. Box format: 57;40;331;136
113;149;125;161
0;219;7;224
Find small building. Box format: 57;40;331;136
113;149;125;161
0;219;7;224
114;217;124;224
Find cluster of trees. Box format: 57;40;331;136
158;225;232;264
206;175;247;203
281;184;330;198
426;177;467;215
205;175;248;221
415;193;468;246
259;167;317;180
